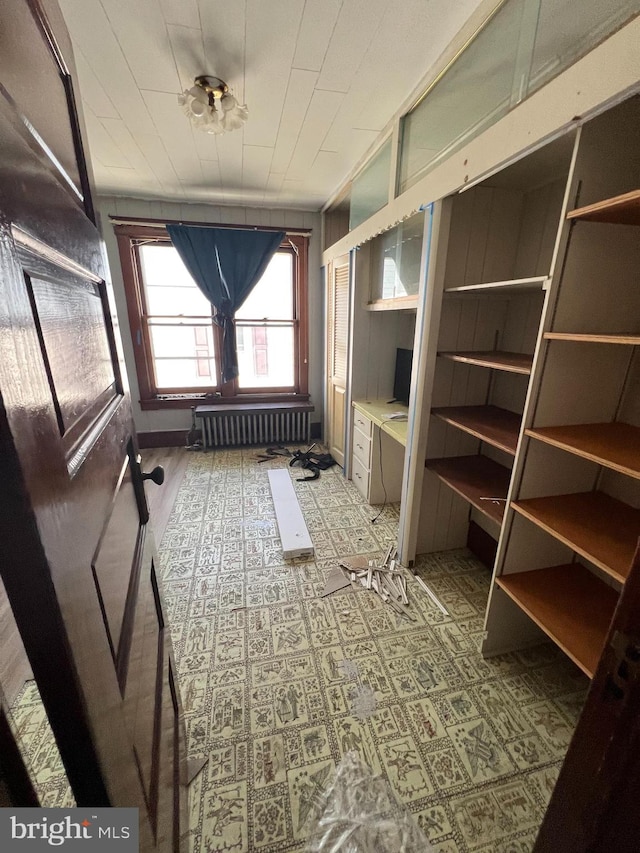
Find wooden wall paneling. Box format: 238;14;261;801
569;94;640;210
618;350;640;426
518;439;600;500
501;293;546;353
481;584;547;656
463;188;495;285
437;299;463;349
416;471;442;554
479;189;523;283
444;490;472;551
500;511;575;575
513;179;566;276
599;468;640;511
442;191;475;289
551;224;640;334
533;341;633;426
490;372;529;414
538;180;570;273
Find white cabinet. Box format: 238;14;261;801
350;403;407;505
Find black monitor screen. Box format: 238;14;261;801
393;348;413;406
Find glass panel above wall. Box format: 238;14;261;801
397;0;639;196
528;0;640;96
350;139;392;230
369;210;424;306
398;0;524;195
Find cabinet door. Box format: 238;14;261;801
326;254;350;467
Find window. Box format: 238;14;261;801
115;223;309;408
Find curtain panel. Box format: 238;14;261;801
166;224;285;383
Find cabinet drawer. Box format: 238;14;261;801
352;426;371;467
353;410;373;438
351;455;370;500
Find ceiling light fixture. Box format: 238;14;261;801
178;75;248;135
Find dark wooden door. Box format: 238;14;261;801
0;1;186;849
534;541;640;852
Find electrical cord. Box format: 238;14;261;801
370;422;390;524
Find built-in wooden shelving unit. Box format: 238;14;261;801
426;455;510;524
544;332;640;345
511;491;639;583
567;188;640;225
432;405;521;454
438;350;533;375
496;564;618;677
481;102;640;679
526;422;640;478
444;275;547;295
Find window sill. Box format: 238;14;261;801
140;393;311;411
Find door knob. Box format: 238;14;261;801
142;465;165;485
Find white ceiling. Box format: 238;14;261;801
58;0;484;210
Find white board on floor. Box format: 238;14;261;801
268;469;315;559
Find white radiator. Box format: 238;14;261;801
196;407;311;448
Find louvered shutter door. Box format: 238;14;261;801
332;262;349;382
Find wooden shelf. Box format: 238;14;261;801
545;331;640;345
526;422;640;479
426;455;511;524
366;294;418;312
497;564;617;678
512;490;640;583
445;276;547;295
431;405;521;454
438;350;533;374
567;189;640;225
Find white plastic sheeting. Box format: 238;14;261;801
306;752;433;853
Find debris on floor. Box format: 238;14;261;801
321;567;352;597
306;751;433;852
290;444;337;481
255;446;292;462
337;547;416;622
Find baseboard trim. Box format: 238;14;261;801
137;430;187;449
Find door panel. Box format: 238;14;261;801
534;542;640;852
0;2;185;849
327;254;350;467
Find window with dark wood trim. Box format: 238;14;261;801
114;223;310;410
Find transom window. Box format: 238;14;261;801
115;223;309;408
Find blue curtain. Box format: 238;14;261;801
166;224;285;383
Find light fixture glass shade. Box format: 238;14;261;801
178;77;248;135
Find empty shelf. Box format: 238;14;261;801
526;422;640;479
512;491;640;583
438;350;533;374
567;189;640;225
497;564;617;678
545;331;640;345
445;276;547;294
431;405;521;455
426;455;511;524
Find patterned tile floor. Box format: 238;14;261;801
164;449;588;853
9;447;588;852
